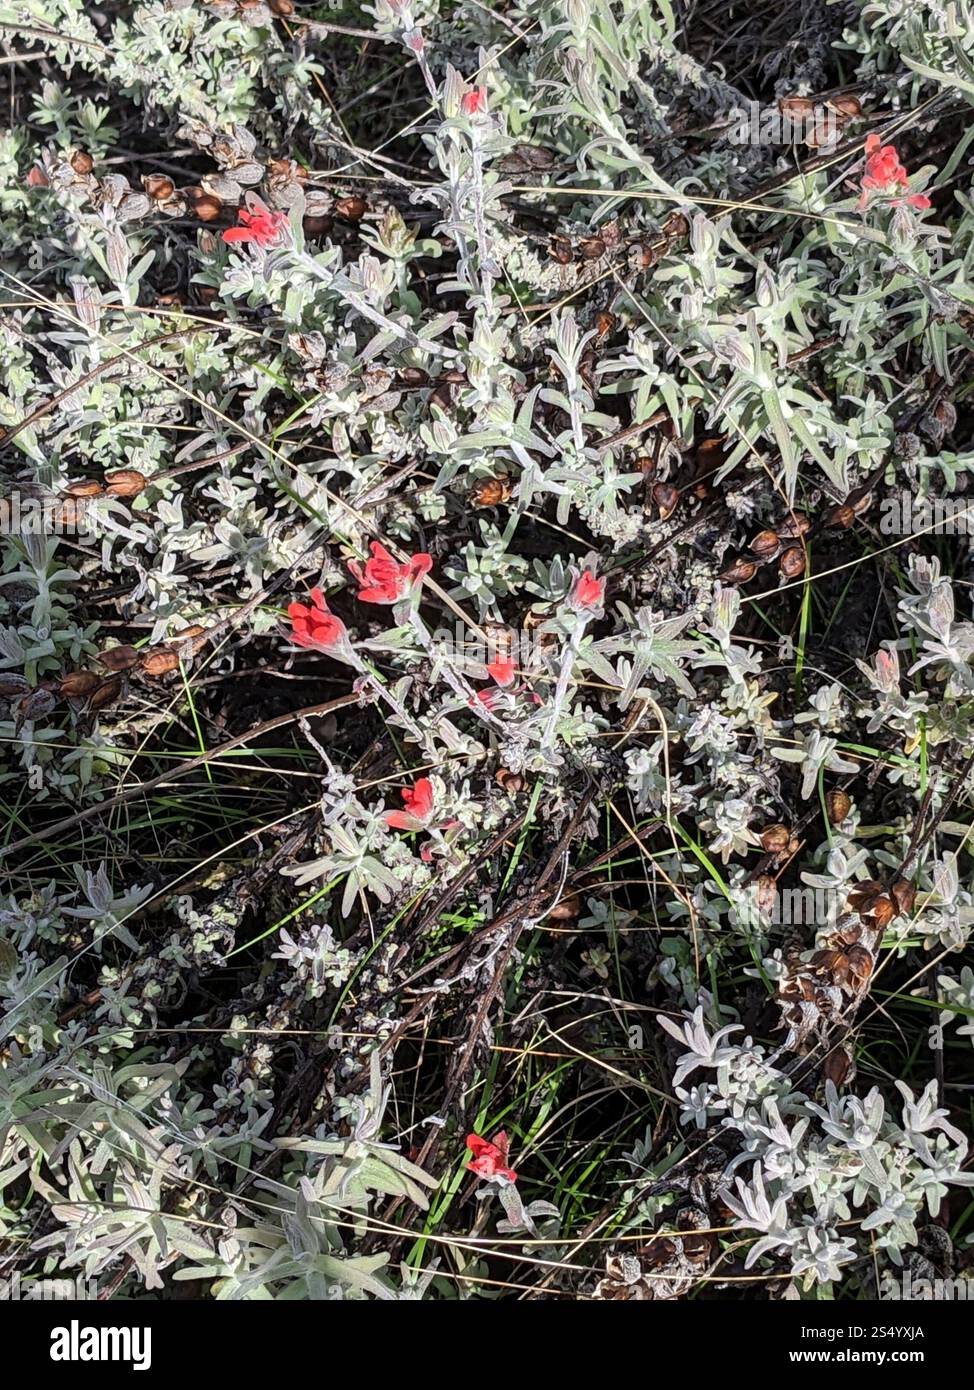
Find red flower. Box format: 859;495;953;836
486;655;516;687
223;206;289;248
466;1131;517;1183
570;570;605;611
461;87;488;117
858;134;929;210
349;541;432;605
386;776;435;830
288;588;346;649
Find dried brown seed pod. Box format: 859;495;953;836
845;944;874;985
718;557;758;585
811;947;848;975
628;241;660;270
63;479;105;499
70;150;94;175
681;1230;715;1266
777;509;811;539
546;892;581;921
397;367;430;386
779;975;802;1003
779;546;806;580
473;475;513;506
97;645;140;672
89;675;123;711
760;823;791;854
634;454;656;477
827;503;856;529
661;211;690;240
143;174;175;202
642;1236;678;1268
777;95;817;118
578;236;606;261
59;670;102;699
549;236;573;265
848;878;883;905
269;156;307;184
156;293;184;308
652;481;680;521
847;884;882;920
826;789;852;825
54;498;90;528
933;398;958;434
15;686;57;722
828;918;863;948
197;286;218;305
890;878;916;916
495;767;525;794
104;469;147;498
268;0;294;12
191;190;223;222
749;529;781;559
303;214;333;236
595;311;617;338
868;895;895;929
829;95;862;119
334;195;367;221
0;674;30;697
172;635;207;665
141;648;181;678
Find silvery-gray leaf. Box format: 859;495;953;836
233;161;265;186
232;125;257;155
117;192;152;223
105;225;129;282
100;173;130;204
204;175;242;202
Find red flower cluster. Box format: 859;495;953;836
486;655;516;687
385;776;435;830
349;541;432;605
473;654;518;709
858;134;931;211
287;588;345;649
289;544;430;648
385;776;459;858
570;569;605;611
465;1131;517;1183
461;87;488;117
223;206;289;248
